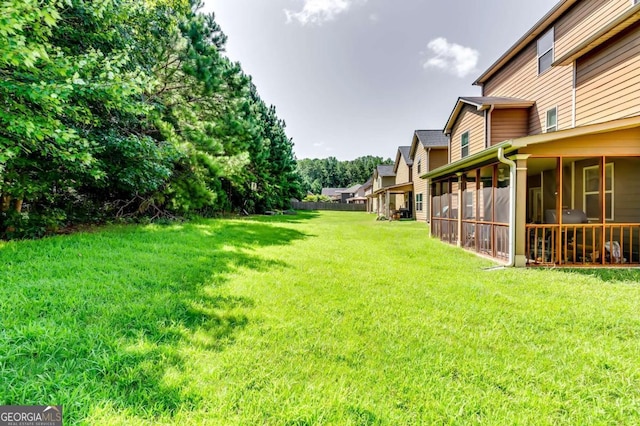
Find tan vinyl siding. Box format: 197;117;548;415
395;157;411;185
483;41;573;135
373;176;382;192
450;104;485;162
491;109;530;145
430;149;449;171
480;0;636;134
413;146;428;222
575;24;640;126
382;176;395;187
555;0;631;58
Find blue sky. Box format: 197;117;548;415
202;0;559;160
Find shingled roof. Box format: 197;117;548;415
376;164;396;177
415;130;448;148
397;146;413;166
321;188;346;198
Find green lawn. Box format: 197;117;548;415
1;211;639;424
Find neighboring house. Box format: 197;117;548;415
378;146;415;219
409;130;449;222
372;165;396;217
320;188;346;202
338;184;363;203
363;176;376;213
346;180;370;205
423;0;640;267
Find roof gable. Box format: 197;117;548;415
444;97;535;135
393;146;413;172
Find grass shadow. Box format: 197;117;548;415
558;267;640;283
248;210;322;224
0;219;310;423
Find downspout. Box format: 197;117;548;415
426;147;431;221
486;105;495;149
497;147;516;266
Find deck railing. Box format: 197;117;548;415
432;218;509;260
431;217;458;245
526;223;640;266
462;221;509;261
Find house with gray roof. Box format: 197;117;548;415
371;164;396;217
375;146;415;219
337;184;363;203
321;188;346;202
409;130;449;222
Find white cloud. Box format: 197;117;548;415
423;37;479;78
368;13;379;23
285;0;365;25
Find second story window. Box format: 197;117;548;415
546;107;558;132
417;159;422;174
461;131;470;158
537;28;554;74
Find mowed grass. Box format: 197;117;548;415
1;211;639;424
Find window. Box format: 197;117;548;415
417;159;422;174
546;107;557;132
416;193;423;211
461;131;469;158
537;28;554;74
583;163;614;221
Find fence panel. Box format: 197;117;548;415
292;202;366;211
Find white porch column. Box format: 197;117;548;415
512;154;530;267
456;173;464;247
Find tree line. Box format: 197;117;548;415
296;156;393;194
0;0;301;237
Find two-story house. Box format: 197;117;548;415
409;130;449;222
362;177;375;213
372;164;397;218
372;147;415;219
336;184;362;203
424;0;640;267
345;182;369;205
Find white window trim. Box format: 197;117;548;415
545;106;558;133
537;27;555;75
461;131;470;158
417;159;422;175
583;163;614;221
416;193;423;211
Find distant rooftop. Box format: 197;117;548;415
337;184;362;194
321;188;346;197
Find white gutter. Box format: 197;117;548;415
497;147;516;266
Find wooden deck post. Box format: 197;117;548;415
385;190;390;218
